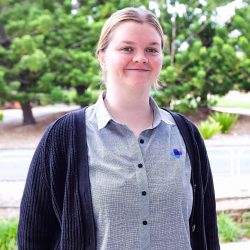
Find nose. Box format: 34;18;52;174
132;52;148;64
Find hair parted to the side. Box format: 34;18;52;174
96;7;165;87
96;7;164;56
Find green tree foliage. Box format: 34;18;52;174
227;2;250;91
0;1;79;124
0;0;249;124
0;1;98;124
154;0;250;111
0;0;150;124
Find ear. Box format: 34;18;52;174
98;51;106;71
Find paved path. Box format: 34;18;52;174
212;106;250;116
1;104;79;124
221;240;250;250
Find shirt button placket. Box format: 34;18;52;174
135;136;150;249
139;138;144;144
138;163;143;168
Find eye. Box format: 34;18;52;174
146;48;159;54
121;47;134;53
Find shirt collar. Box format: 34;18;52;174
95;92;175;130
149;97;175;128
95;92;113;130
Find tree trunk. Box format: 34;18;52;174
76;84;88;108
170;17;177;66
0;10;10;48
20;102;36;125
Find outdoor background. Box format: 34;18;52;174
0;0;250;249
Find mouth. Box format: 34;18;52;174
126;68;150;72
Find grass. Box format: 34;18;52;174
198;118;222;139
210;112;238;134
217;212;242;242
217;211;250;243
241;212;250;239
0;218;18;250
214;91;250;109
1;211;250;246
215;99;250;109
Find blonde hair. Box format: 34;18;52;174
96;7;164;87
96;7;164;56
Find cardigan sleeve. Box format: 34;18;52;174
194;128;220;250
18;111;81;249
17;125;60;249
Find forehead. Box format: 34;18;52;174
109;21;162;45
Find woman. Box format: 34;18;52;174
18;7;220;250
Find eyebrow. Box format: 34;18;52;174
119;40;161;46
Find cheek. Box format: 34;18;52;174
107;55;129;69
152;57;163;73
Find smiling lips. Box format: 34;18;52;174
126;68;150;72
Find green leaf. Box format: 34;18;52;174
18;50;48;72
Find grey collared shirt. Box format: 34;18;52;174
85;93;193;250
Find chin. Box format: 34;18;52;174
127;77;151;85
129;82;152;90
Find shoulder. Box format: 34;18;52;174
159;108;176;125
38;108;87;152
161;108;204;144
160;108;197;129
44;111;75;140
46;107;87;134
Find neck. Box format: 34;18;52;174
104;87;153;137
106;88;150;111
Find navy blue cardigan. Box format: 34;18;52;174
18;108;220;250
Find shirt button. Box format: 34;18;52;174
139;139;144;144
138;163;143;168
143;221;148;225
142;191;147;196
